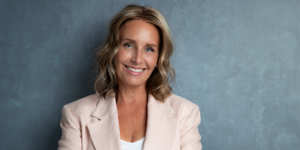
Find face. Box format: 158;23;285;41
114;19;159;88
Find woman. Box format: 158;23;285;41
58;4;202;150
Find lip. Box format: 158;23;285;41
124;65;146;69
124;65;146;76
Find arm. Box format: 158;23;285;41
58;105;82;150
180;105;202;150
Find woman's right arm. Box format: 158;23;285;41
58;105;82;150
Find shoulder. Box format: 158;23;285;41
166;94;199;111
63;94;100;118
165;94;200;120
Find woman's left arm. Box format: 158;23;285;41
180;105;202;150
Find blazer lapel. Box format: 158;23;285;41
143;94;179;150
87;93;121;150
86;93;178;150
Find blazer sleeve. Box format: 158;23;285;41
58;105;82;150
180;105;202;150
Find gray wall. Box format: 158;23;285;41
0;0;299;149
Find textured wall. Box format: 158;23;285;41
0;0;299;149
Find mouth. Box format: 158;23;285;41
124;65;146;73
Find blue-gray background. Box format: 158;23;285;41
0;0;299;149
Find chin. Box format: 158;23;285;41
126;82;144;87
124;79;146;87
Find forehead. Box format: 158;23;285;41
119;20;159;46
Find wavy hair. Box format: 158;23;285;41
94;4;175;102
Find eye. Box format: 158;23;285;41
145;47;154;52
124;44;132;48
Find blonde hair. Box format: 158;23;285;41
94;4;175;102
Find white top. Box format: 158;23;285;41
121;138;145;150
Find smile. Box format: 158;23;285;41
124;65;146;73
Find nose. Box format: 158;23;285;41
131;48;143;64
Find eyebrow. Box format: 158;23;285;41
122;38;158;48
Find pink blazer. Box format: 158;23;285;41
58;92;202;150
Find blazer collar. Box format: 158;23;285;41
91;92;117;120
87;92;177;150
91;92;174;119
87;93;120;150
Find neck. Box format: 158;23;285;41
116;82;148;106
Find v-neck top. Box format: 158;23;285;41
120;137;145;150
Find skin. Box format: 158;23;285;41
114;19;159;143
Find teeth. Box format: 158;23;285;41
126;66;144;72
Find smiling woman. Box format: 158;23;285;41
58;4;202;150
94;5;175;102
115;20;159;89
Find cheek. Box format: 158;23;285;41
145;54;158;68
117;48;132;61
114;51;124;71
115;49;125;63
115;48;131;72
